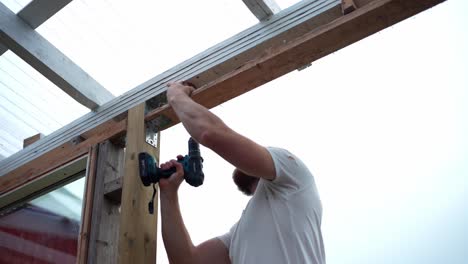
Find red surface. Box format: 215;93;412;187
0;204;79;264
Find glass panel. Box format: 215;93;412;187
37;0;258;96
0;177;85;264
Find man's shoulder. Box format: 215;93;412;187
266;147;303;167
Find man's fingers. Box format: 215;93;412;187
181;81;196;89
167;81;196;89
160;162;171;170
170;160;183;173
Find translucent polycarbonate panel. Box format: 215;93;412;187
37;0;258;96
0;0;32;13
0;51;88;158
0;176;85;264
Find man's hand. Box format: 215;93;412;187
159;155;185;198
167;81;196;102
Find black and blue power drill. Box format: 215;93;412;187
138;137;204;213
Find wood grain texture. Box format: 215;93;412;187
0;118;126;196
77;145;98;264
118;104;158;264
87;141;125;264
23;133;44;148
146;0;445;129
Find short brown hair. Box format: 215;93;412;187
232;169;259;196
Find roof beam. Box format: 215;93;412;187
243;0;281;21
0;2;114;110
0;0;73;56
0;43;6;55
0;0;445;195
17;0;73;28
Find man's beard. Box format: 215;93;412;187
232;169;259;196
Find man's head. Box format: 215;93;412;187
232;169;259;196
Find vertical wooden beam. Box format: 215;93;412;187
77;145;98;264
118;104;158;264
87;140;125;264
23;133;45;148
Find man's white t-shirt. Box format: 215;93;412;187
218;147;325;264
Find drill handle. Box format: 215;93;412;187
158;166;177;179
158;156;186;179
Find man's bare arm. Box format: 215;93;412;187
167;82;276;180
159;160;230;264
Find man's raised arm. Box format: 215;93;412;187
166;82;276;180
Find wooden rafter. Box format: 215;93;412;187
17;0;73;28
0;2;114;110
0;0;73;56
0;0;445;197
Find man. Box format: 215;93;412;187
159;81;325;264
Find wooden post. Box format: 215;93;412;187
87;141;125;264
78;104;160;263
118;103;159;264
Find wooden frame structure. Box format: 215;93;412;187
0;0;445;263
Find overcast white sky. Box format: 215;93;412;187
159;1;467;263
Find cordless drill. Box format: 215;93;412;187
139;137;204;187
138;137;204;213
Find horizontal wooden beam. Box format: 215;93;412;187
147;0;446;129
242;0;281;21
0;0;341;193
0;119;126;195
0;155;87;210
0;2;114;109
0;0;444;195
0;0;73;56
